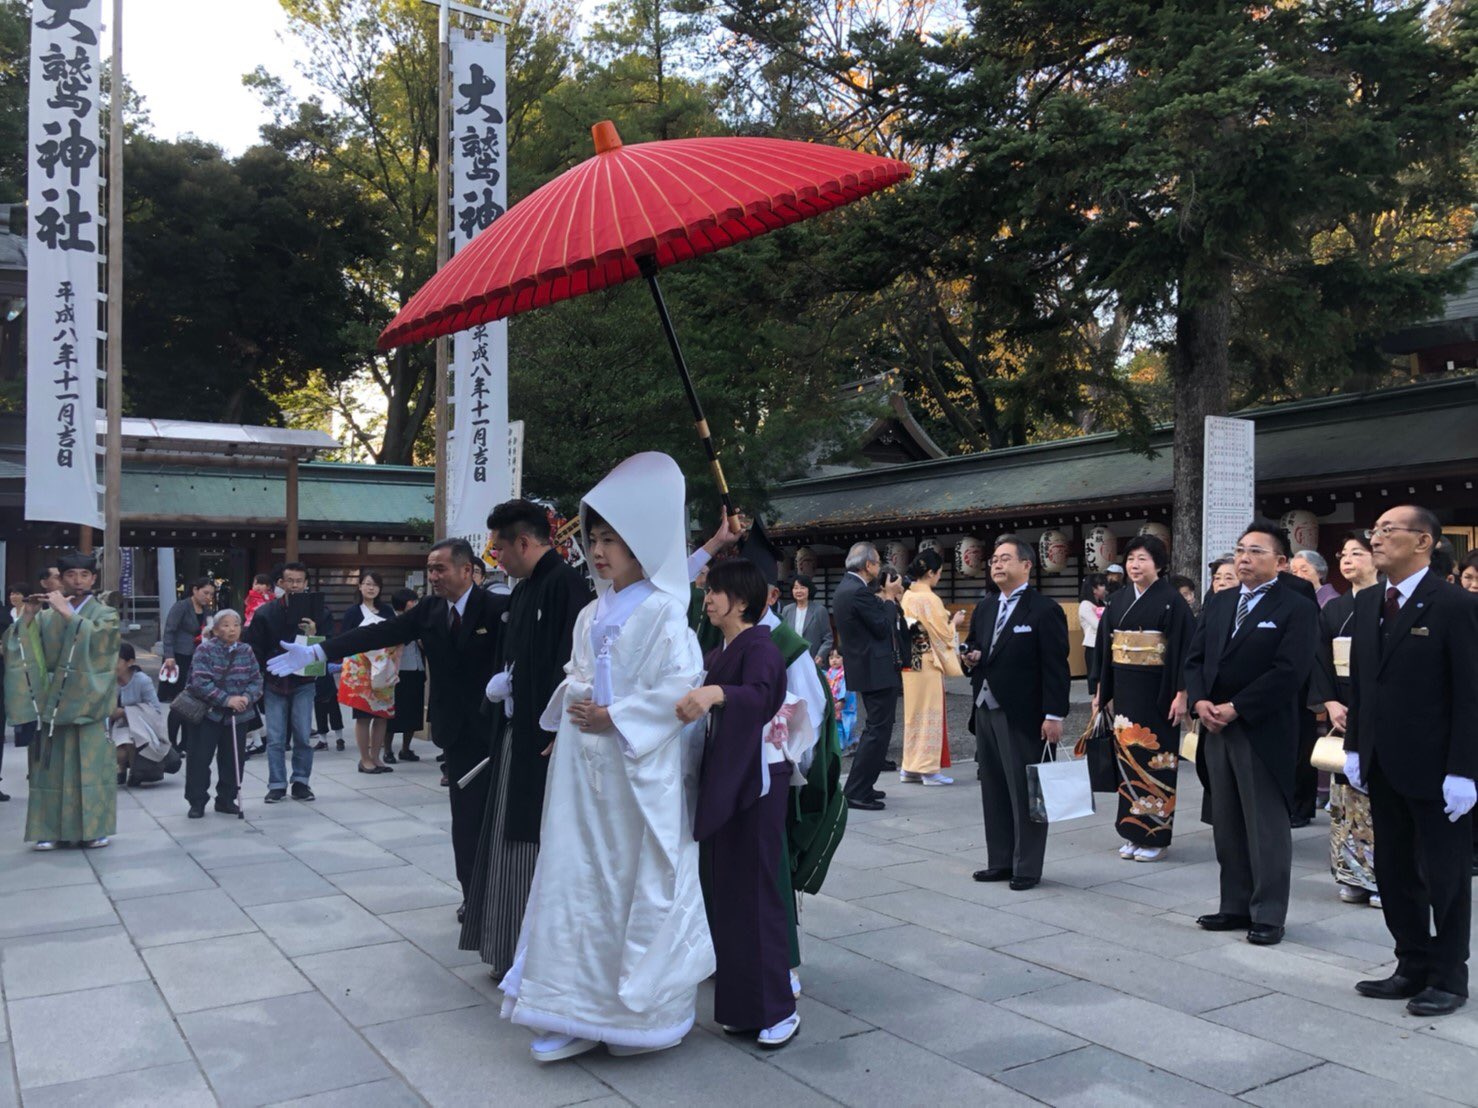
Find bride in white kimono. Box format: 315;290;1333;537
500;452;713;1063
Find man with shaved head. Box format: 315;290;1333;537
1344;505;1478;1018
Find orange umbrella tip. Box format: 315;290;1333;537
592;120;623;155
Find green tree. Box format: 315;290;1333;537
0;0;25;205
121;136;381;422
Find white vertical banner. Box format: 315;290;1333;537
26;0;103;529
447;33;510;543
1201;416;1256;593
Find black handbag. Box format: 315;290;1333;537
167;687;211;724
1074;711;1119;794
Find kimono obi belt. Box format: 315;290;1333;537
1111;629;1166;667
1332;636;1352;678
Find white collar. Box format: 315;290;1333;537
1387;565;1428;602
594;577;654;628
999;582;1028;602
1239;579;1276;597
448;588;473;617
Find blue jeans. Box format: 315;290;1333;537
264;684;315;790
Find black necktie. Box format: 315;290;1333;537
1380;585;1400;639
449;606;462;636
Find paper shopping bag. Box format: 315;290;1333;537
1027;746;1095;823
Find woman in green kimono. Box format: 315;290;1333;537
4;551;121;849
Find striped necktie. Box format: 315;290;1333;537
1233;582;1273;636
992;591;1018;646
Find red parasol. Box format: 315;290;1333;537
380;121;911;516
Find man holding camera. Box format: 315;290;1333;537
245;562;327;804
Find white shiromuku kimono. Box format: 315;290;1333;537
499;452;714;1050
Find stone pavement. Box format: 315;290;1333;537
2;735;1476;1107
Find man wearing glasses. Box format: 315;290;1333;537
1343;507;1478;1017
1184;520;1317;946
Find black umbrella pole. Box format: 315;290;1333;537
641;263;739;525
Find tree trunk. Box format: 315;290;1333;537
1170;260;1232;582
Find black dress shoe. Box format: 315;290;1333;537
187;805;205;819
1009;876;1040;891
1289;816;1312;829
1355;973;1425;1000
868;790;886;800
1406;987;1467;1017
214;799;242;815
847;797;885;811
399;749;421;762
383;750;398;764
1196;912;1253;932
881;759;897;771
972;868;1012;883
1246;924;1284;945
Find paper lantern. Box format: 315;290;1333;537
955;536;987;578
1038;529;1070;574
1137;521;1172;552
1280;510;1319;554
793;546;818;577
1085;525;1118;571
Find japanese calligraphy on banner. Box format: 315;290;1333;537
447;33;510;543
1201;416;1256;593
26;0;103;529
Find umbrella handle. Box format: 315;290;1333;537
638;257;739;525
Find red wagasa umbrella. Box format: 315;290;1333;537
379;120;911;518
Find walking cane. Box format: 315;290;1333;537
230;714;245;821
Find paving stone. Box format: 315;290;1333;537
182;992;391;1108
181;830;291;870
0;850;97;895
999;981;1315;1095
264;1078;426;1107
1000;930;1269;1014
871;855;1058;908
0;882;116;939
9;981;190;1089
0;1045;15;1108
999;888;1223;957
327;862;462;914
1204;992;1478;1103
1239;1062;1455;1108
115;888;257;947
144;931;311;1014
293;940;484;1027
381;905;483;968
0;925;147;999
389;842;460;885
807;863;915;902
829;836;942;871
836;923;1072;1002
851;888;1067;949
364;1004;610;1107
286;837;404;875
87;851;217;901
211;857;338;907
20;1061;215;1108
245;895;398;957
308;797;404;826
995;1044;1244;1107
767;1027;1038;1105
797;894;909;940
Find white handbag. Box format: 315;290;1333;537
1026;741;1096;823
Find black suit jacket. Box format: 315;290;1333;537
1184;577;1317;801
964;586;1070;739
320;586;508;752
1345;570;1478;800
832;573;901;694
246;593;332;691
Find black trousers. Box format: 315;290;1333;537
1084;646;1098;698
1202;728;1292;927
444;739;492;900
843;686;899;801
975;707;1048;880
314;698;343;735
1368;762;1472;996
185;718;245;808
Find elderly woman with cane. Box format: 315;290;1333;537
185;610;262;818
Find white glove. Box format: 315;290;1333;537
267;640;323;677
1442;775;1476;822
485;669;513;703
1343;752;1364;794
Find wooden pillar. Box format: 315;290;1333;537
79;525;94;554
285;450;300;563
432;23;451;541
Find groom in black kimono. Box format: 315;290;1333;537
460;500;590;975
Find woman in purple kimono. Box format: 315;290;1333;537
678;557;798;1049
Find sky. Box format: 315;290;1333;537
124;0;315;155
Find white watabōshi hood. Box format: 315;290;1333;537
579;452;690;604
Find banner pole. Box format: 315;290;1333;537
103;0;124;590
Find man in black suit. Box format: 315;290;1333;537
269;539;508;912
1184;520;1317;946
834;542;901;811
1344;505;1478;1017
963;536;1070;891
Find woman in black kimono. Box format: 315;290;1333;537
679;557;796;1049
1093;534;1193;862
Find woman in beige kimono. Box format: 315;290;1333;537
899;549;965;786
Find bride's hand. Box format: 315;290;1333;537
567;698;611;732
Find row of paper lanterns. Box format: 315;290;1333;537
785;510;1318;580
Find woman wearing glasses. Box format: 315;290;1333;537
1091;534;1193;862
1312;531;1381;906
